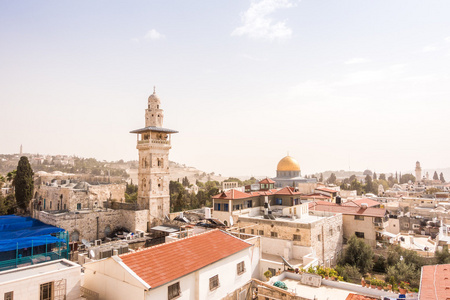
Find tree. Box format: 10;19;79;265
327;173;336;185
400;174;415;184
364;175;373;194
379;173;386;181
373;172;377;180
435;245;450;264
433;171;439;181
14;157;34;212
339;235;374;274
319;173;324;182
440;172;446;183
363;169;373;176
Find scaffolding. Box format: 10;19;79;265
0;215;69;271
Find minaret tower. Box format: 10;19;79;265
130;88;178;227
415;161;422;183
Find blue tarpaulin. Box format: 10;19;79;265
0;215;65;252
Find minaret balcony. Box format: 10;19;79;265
137;139;171;145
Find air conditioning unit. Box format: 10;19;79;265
99;247;112;259
137;231;145;238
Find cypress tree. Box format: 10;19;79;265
14;156;34;212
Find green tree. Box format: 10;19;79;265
339;235;374;274
327;173;337;185
364;175;373;194
435;245;450;264
433;171;439;180
0;175;5;189
440;172;446;183
224;177;243;186
400;174;415;184
14;157;34;212
319;173;324;182
373;172;377;180
379;173;386;181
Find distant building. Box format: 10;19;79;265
272;155;317;189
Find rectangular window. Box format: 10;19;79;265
247;200;252;208
355;231;365;238
258;230;264;235
209;275;219;291
237;261;245;275
240;228;245;233
4;292;13;300
40;282;53;300
374;217;382;223
76;203;81;210
293;234;301;241
276;198;282;205
251;229;254;235
271;232;278;238
168;282;180;300
223;204;229;212
318;234;321;241
329;229;333;236
354;215;364;220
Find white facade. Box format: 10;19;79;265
0;259;81;300
83;246;253;300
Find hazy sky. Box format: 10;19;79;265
1;0;449;177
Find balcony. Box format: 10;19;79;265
137;139;170;145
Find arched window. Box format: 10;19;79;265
104;225;111;237
71;230;80;242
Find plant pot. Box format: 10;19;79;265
377;286;382;290
371;285;376;289
399;288;407;294
387;285;392;291
366;283;370;288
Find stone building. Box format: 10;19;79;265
130;88;178;225
34;180;126;212
271;155;317;191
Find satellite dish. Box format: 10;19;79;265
89;250;95;258
229;216;234;226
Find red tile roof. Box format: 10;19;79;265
301;194;331;199
212;189;253;200
419;264;450;300
315;187;338;193
259;178;275;184
310;203;386;217
275;186;302;196
343;198;380;208
346;293;379;300
119;230;251;289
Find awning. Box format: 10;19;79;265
377;231;398;239
150;226;179;233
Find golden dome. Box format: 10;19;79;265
277;156;300;171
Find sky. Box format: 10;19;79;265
1;0;449;178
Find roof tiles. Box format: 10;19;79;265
419;264;450;300
119;230;251;289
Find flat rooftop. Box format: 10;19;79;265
240;213;326;224
0;259;79;284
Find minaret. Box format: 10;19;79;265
415;161;422;183
130;88;178;227
20;144;22;156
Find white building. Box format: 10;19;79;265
82;230;255;300
0;259;81;300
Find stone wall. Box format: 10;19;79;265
35;209;149;242
34;182;126;212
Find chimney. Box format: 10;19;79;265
361;203;368;209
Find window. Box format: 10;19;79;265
329;229;333;236
404;223;410;228
413;224;420;229
271;232;278;238
355;232;365;238
337;226;341;231
209;275;219;291
4;292;13;300
275;198;282;205
258;230;264;235
374;217;383;223
76;203;81;210
318;234;321;241
354;215;364;220
240;228;245;233
168;282;180;300
247;200;253;208
293;234;301;241
223;204;229;212
40;282;53;300
237;261;245;275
